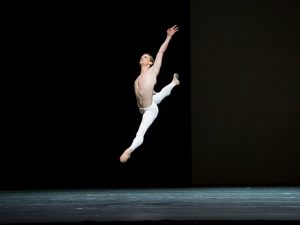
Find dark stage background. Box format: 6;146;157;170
2;0;300;191
1;0;191;190
191;0;300;186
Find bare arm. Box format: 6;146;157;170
152;25;179;74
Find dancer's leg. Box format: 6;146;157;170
153;73;180;105
120;104;158;163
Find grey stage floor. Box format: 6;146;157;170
0;187;300;225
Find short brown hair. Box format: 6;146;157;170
144;53;154;66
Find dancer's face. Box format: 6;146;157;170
139;54;154;66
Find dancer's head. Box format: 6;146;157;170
139;53;154;67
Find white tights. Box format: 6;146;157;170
129;82;176;151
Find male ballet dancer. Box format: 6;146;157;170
120;25;180;163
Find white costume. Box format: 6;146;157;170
129;82;176;151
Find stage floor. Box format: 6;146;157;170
0;187;299;225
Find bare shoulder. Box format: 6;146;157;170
148;66;159;77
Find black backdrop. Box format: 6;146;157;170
3;0;299;191
191;0;300;186
4;0;190;190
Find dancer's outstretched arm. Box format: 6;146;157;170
152;25;179;75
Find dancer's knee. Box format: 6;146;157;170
153;85;173;104
153;94;163;105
